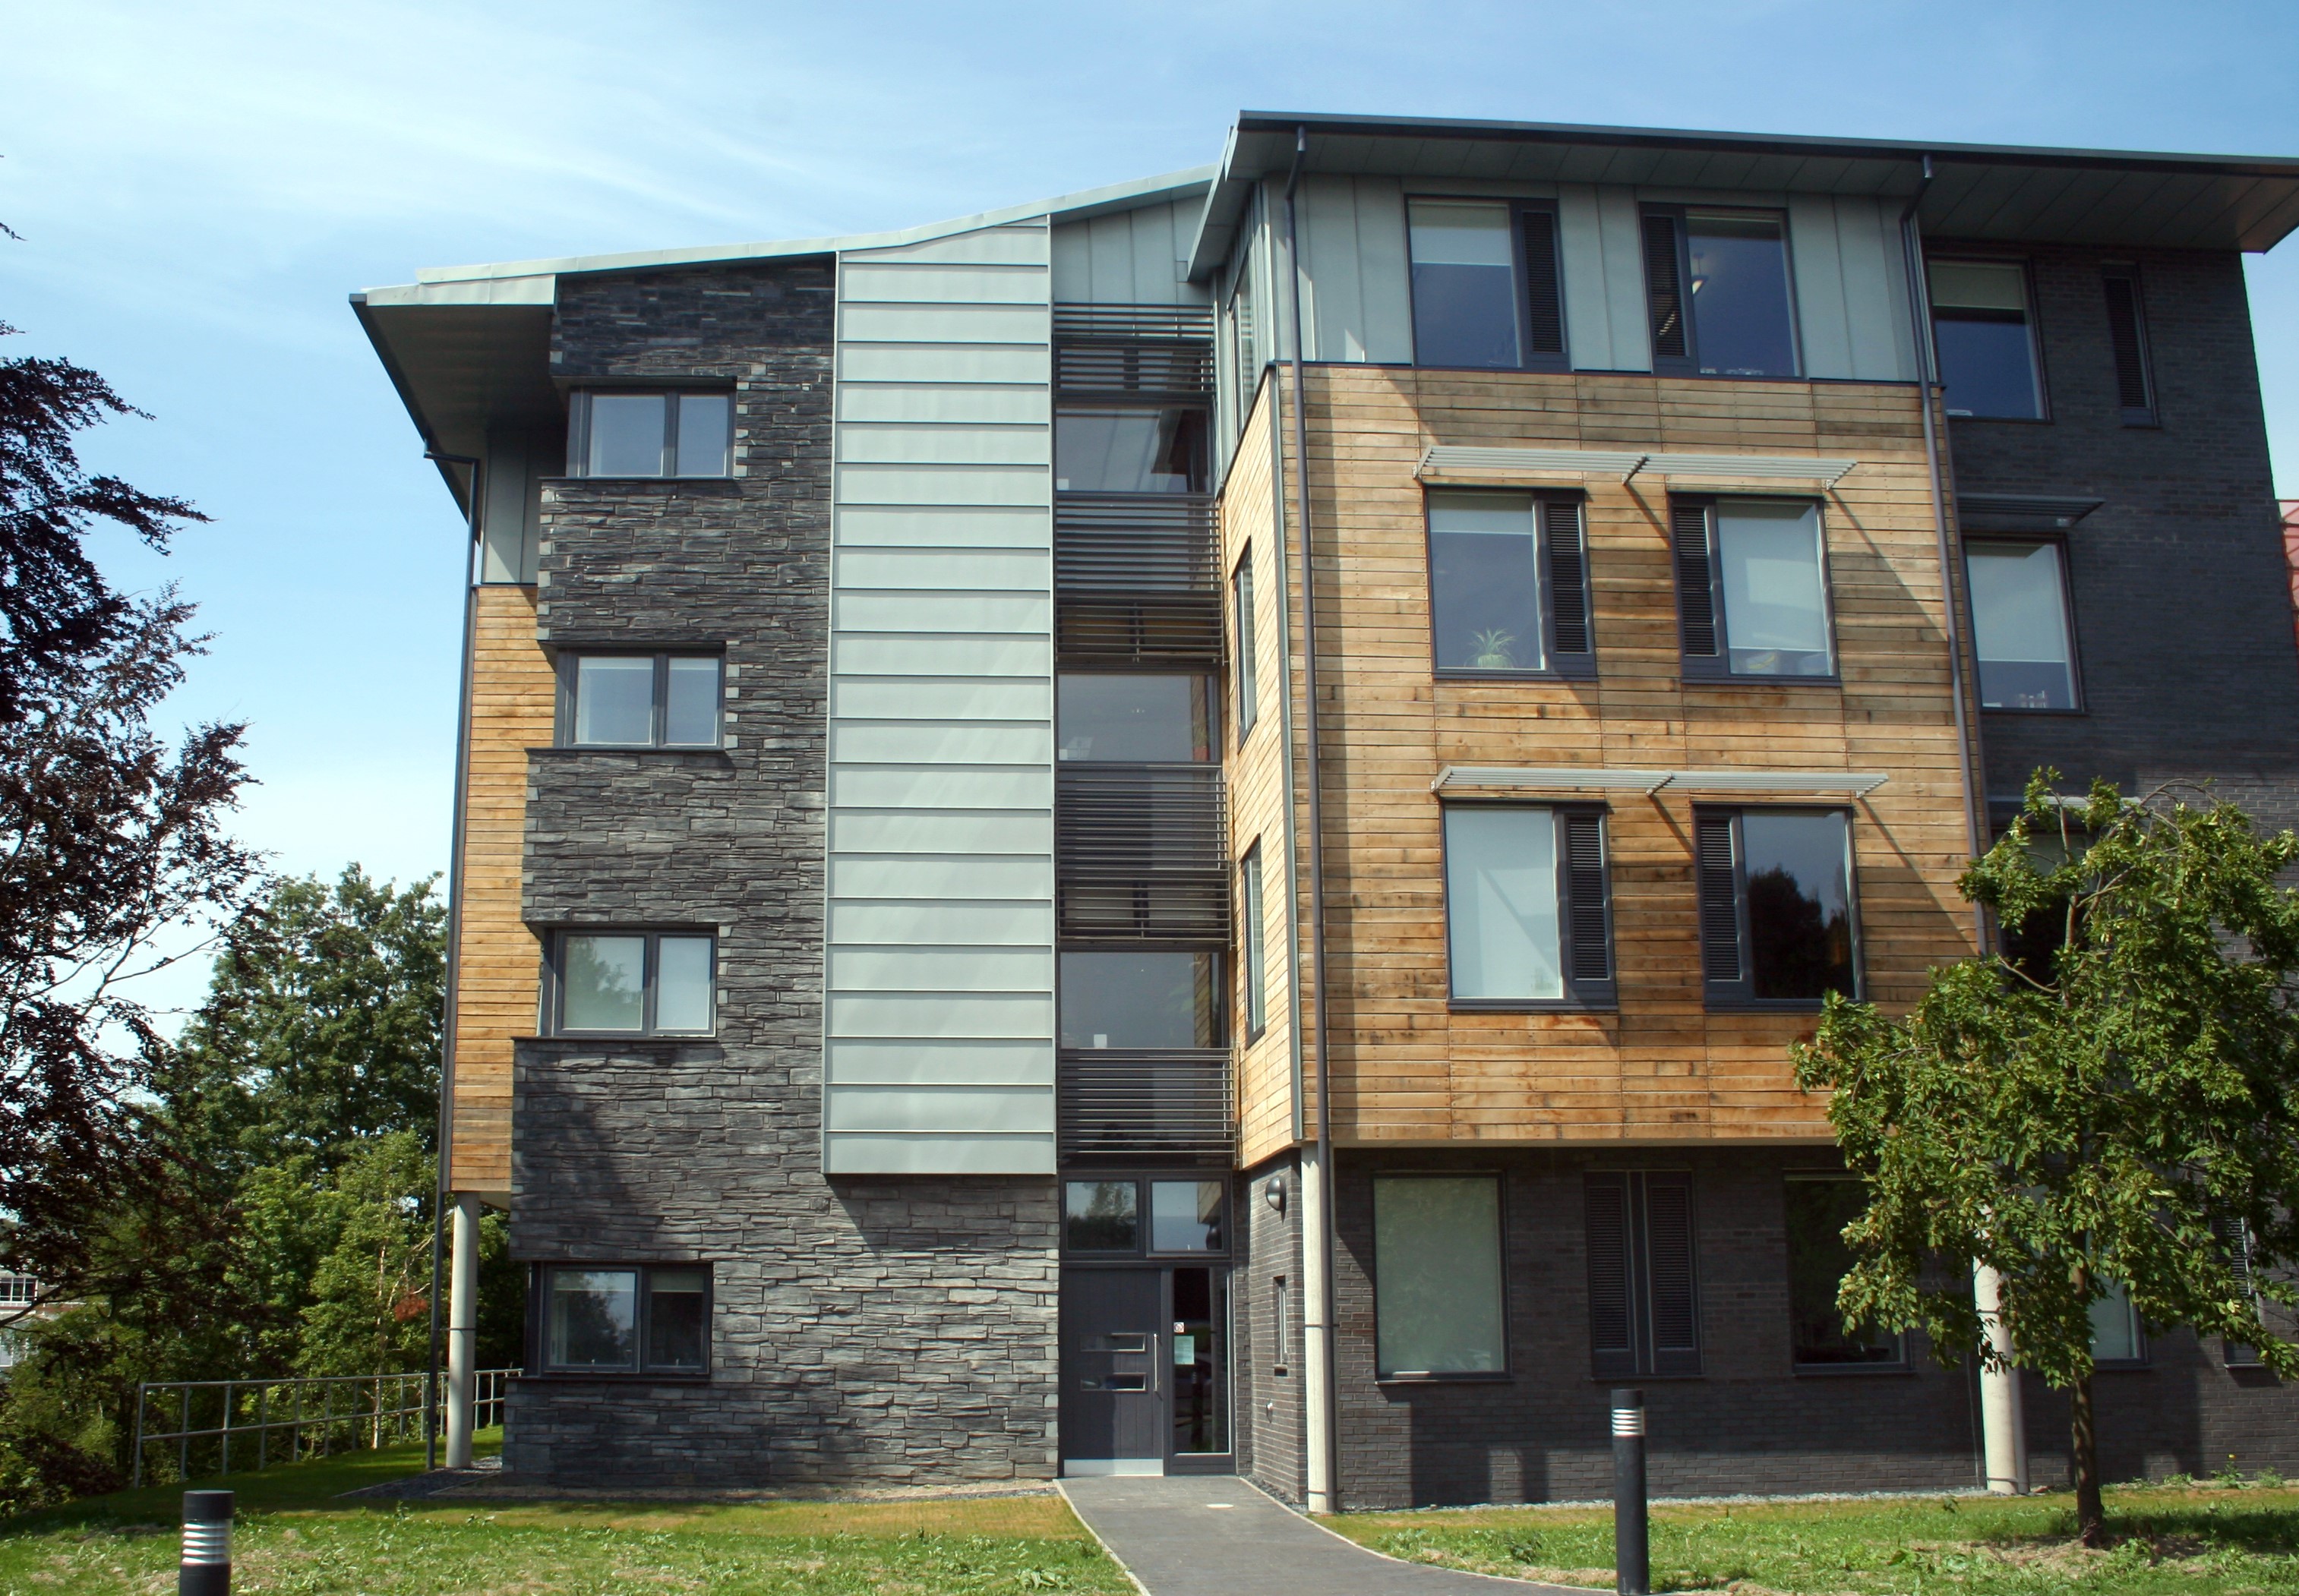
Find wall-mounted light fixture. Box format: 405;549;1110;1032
1265;1175;1287;1216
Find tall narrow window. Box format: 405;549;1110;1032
1240;842;1267;1039
1427;490;1595;677
1786;1176;1903;1367
1443;806;1614;1006
1272;1276;1290;1373
1233;547;1259;741
1928;260;2042;419
2089;1279;2146;1365
1644;210;1798;377
1409;200;1520;369
570;390;734;478
2102;267;2158;427
1966;540;2078;710
553;931;716;1036
1675;499;1833;678
1585;1172;1701;1377
1696;809;1858;1006
1230;249;1260;427
1374;1175;1506;1378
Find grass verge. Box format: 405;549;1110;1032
0;1433;1131;1594
1328;1482;2299;1594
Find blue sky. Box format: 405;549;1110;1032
9;0;2299;1007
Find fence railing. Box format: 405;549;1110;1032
131;1367;518;1487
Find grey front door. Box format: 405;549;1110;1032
1060;1267;1164;1472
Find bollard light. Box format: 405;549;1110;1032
180;1489;233;1596
1612;1389;1648;1596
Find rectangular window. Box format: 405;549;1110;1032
1586;1171;1702;1378
542;1264;710;1374
1443;806;1614;1006
1373;1175;1506;1378
1673;498;1833;679
1062;1177;1230;1257
1644;209;1799;378
1697;808;1858;1007
1785;1176;1903;1368
569;390;734;478
1233;547;1259;741
1056;673;1216;762
1054;407;1207;494
2102;267;2157;427
1427;490;1594;677
565;652;723;748
1240;842;1267;1040
1059;950;1223;1049
1966;540;2078;710
1928;260;2043;420
1230;248;1260;427
1064;1180;1138;1251
1150;1180;1226;1252
1407;199;1566;372
1273;1276;1290;1373
552;931;716;1036
2089;1279;2146;1366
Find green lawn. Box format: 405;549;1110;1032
1329;1483;2299;1594
0;1433;1131;1595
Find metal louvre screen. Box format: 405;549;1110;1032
1056;495;1217;592
1053;305;1215;400
2102;273;2155;420
1563;812;1612;984
1642;213;1688;360
1058;1049;1233;1159
1696;814;1742;983
1056;764;1230;940
1645;1173;1703;1376
1672;503;1719;657
1521;209;1565;358
1584;1173;1637;1378
1545;498;1591;658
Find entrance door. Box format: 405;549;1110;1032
1060;1268;1164;1475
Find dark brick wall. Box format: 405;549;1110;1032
1232;1151;1306;1501
1942;243;2299;833
1328;1146;2299;1508
503;260;1058;1487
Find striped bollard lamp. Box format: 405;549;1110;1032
180;1490;233;1596
1612;1389;1648;1596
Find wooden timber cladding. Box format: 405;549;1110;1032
448;583;554;1191
1219;376;1299;1169
1232;365;1982;1150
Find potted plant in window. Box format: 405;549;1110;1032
1470;629;1518;670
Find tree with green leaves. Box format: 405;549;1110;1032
1795;774;2299;1547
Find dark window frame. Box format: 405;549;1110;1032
1058;1174;1232;1260
565;387;735;479
1372;1171;1512;1383
1694;806;1863;1011
2101;263;2159;427
2087;1279;2152;1371
1052;402;1211;494
557;649;725;749
1271;1274;1290;1376
1672;495;1840;683
1439;801;1616;1011
531;1261;714;1378
1233;544;1260;743
1404;195;1570;374
1424;488;1597;681
1239;841;1267;1042
543;928;718;1038
1783;1173;1909;1374
1925;253;2051;423
1055;669;1223;765
1963;535;2086;715
1641;206;1803;380
1585;1170;1704;1379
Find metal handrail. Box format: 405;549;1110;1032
131;1367;518;1487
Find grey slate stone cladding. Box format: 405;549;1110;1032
1328;1147;2299;1509
504;261;1058;1487
1944;242;2299;833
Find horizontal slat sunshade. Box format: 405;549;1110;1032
1418;445;1858;487
1058;1049;1233;1159
1435;765;1890;796
1056;494;1217;591
1052;304;1215;341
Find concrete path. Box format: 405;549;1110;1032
1059;1475;1595;1596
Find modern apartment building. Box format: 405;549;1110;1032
355;113;2299;1507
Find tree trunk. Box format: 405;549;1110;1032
2071;1374;2106;1547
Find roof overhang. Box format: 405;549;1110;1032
1187;112;2299;278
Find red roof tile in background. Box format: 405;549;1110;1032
2285;501;2299;652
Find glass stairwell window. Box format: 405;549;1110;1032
1058;951;1223;1049
1056;673;1215;762
1054;408;1207;494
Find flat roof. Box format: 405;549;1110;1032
1186;111;2299;276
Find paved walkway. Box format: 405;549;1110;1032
1059;1475;1594;1596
